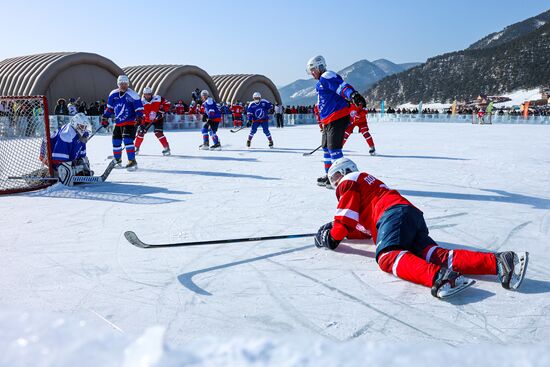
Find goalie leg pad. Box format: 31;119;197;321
57;162;75;186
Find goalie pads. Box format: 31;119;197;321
57;162;75;186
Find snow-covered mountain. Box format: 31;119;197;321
468;9;550;50
279;59;420;106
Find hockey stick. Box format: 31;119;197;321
124;230;316;249
303;145;322;156
8;159;117;184
230;126;246;133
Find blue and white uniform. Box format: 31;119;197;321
102;88;143;161
102;88;144;126
49;123;87;169
246;99;273;143
201;97;221;145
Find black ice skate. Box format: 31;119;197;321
114;158;123;168
135;147;140;155
369;146;376;155
125;159;138;171
268;140;273;149
246;139;251;148
431;268;475;299
199;142;209;150
317;175;329;187
496;251;528;290
210;142;221;151
162;147;171;156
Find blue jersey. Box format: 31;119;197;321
103;88;144;126
247;99;273;123
50;123;87;167
202;97;222;122
316;70;355;124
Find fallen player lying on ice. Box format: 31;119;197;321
315;158;529;299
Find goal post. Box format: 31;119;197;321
0;95;54;194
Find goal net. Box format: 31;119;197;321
0;96;54;194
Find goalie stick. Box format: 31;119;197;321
303;145;322;156
8;159;117;185
124;230;316;249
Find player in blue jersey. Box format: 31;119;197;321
199;90;222;150
48;113;93;185
101;75;144;170
306;55;366;189
246;92;274;148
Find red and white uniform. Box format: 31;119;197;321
331;171;497;289
330;171;412;242
142;95;171;123
175;102;185;115
230;104;244;127
188;105;197;114
342;105;374;147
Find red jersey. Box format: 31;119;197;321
188;105;197;114
349;105;368;126
142;95;170;123
330;172;413;243
230;105;244;118
175;103;185;115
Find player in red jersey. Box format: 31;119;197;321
230;102;244;128
343;104;375;155
135;87;171;156
314;157;529;299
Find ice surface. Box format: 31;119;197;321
1;123;550;365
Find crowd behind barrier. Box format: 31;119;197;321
45;111;550;136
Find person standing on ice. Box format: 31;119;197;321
199;90;222;150
342;103;376;155
246;92;274;148
134;87;171;156
101;75;144;171
306;55;366;189
314;157;529;299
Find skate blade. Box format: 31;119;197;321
126;166;138;172
437;278;476;299
210;147;222;151
163;152;171;156
510;252;529;290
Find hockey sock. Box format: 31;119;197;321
329;149;343;162
155;131;169;148
378;250;440;287
134;132;145;149
201;126;209;143
113;138;123;160
209;131;219;145
359;127;375;147
123;137;135;160
323;148;331;173
421;245;497;275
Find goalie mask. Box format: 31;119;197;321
70;113;90;137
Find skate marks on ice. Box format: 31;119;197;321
401;188;550;209
346;152;469;161
139;153;258;163
177;245;313;296
139;168;280;181
27;182;190;205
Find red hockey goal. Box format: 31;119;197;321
0;96;54;194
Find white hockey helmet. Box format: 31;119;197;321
70;113;90;137
200;90;209;98
143;86;153;95
117;75;130;86
327;158;358;187
306;55;327;75
252;92;261;100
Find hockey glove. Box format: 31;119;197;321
202;114;208;122
79;130;90;144
350;91;366;107
315;222;340;250
246;121;252;127
135;115;144;126
100;117;110;127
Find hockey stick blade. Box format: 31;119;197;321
124;231;316;249
230;126;246;133
303;145;322;156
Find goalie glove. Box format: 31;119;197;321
57;162;75;186
314;222;340;250
350;91;366;107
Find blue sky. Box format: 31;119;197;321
1;0;548;86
